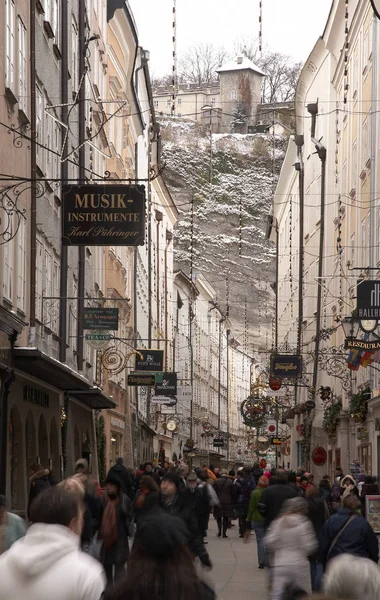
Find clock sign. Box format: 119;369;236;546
360;319;378;333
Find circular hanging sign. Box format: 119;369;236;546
269;377;282;391
268;424;276;433
305;400;316;410
312;446;327;467
259;458;267;469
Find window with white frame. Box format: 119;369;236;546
350;233;355;269
351;141;357;191
36;238;43;321
5;0;15;91
44;249;53;301
3;237;14;301
231;91;237;100
71;19;78;92
17;217;26;312
36;85;45;170
52;0;60;44
361;217;366;269
362;118;368;169
18;18;27;112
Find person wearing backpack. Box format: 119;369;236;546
319;494;378;567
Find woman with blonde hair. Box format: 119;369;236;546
59;475;100;550
244;475;269;569
264;497;317;600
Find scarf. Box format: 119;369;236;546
100;495;119;551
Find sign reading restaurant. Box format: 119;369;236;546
62;184;145;246
357;280;380;318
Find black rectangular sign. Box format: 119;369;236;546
213;439;224;448
357;280;380;318
83;307;119;330
128;374;156;386
62;184;145;246
135;349;164;372
270;355;302;378
155;372;177;396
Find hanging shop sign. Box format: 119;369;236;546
357;280;380;318
135;349;164;372
312;446;327;466
62;184;145;246
83;307;119;330
127;374;156;386
151;396;177;406
305;400;316;410
155;372;177;396
270;355;302;378
213;438;225;448
345;339;380;351
269;377;282;391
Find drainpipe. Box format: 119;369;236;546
59;0;69;362
155;211;163;349
294;135;304;406
370;16;378;398
29;0;37;345
307;102;326;396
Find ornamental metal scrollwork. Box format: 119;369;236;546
0;181;44;244
7;122;35;149
240;396;267;428
314;345;351;393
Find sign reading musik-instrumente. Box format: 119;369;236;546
135;349;164;372
357;280;380;318
84;308;119;330
62;184;145;246
270;355;302;378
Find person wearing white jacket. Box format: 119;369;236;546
0;486;105;600
264;496;317;600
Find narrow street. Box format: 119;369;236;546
206;521;267;600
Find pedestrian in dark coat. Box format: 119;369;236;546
104;510;215;600
99;475;133;585
137;462;160;486
213;469;237;538
258;470;298;530
306;486;328;590
27;463;51;520
133;475;159;526
319;494;379;567
107;458;134;500
234;466;256;537
159;471;211;568
186;473;210;538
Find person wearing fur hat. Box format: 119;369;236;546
104;510;215;600
99;474;134;585
74;458;102;497
28;463;51;520
159;472;212;568
339;474;359;501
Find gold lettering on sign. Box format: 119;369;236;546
275;362;298;372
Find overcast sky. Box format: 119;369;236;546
128;0;333;76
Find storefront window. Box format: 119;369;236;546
359;444;372;475
110;432;121;466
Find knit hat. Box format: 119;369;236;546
136;509;188;558
162;471;181;489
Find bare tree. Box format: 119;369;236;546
178;43;228;86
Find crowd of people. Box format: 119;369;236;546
1;459;380;600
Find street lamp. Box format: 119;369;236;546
370;0;380;20
341;316;360;340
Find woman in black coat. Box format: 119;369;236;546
213;469;237;538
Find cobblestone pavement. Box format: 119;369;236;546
206;519;268;600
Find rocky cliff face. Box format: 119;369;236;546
160;119;287;353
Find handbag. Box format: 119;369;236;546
326;513;358;560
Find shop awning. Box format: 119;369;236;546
13;348;116;409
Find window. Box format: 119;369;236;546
362;118;368;168
3;238;14;301
377;207;380;263
342;160;347;194
350;233;355;269
166;99;171;106
231;91;237;100
44;250;53;301
154;100;158;107
353;55;359;97
211;97;216;105
5;0;15;91
52;0;60;43
36;85;44;170
36;238;43;321
361;218;366;268
71;19;78;91
18;18;27;112
363;30;369;69
178;113;182;117
351;141;357;191
177;98;182;105
17;217;26;312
